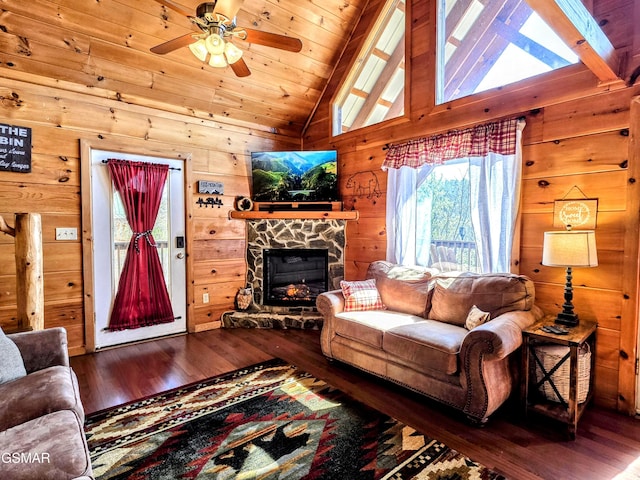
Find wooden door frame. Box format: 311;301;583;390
622;96;640;414
80;138;194;353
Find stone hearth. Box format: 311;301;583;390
222;218;346;329
221;311;324;329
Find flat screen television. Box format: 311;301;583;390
250;150;338;202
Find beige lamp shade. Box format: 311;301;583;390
542;230;598;267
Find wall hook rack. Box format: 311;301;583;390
196;197;223;208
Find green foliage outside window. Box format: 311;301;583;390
417;163;479;271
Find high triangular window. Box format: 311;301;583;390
438;0;579;103
332;0;406;136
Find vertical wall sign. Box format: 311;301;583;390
0;123;32;173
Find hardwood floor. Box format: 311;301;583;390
70;328;640;480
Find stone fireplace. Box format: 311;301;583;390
222;218;346;328
247;219;345;309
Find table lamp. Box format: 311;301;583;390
542;228;598;326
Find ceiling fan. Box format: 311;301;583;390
150;0;303;77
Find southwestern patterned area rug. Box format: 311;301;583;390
85;358;506;479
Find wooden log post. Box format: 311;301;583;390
6;214;44;331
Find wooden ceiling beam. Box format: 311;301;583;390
383;87;405;120
496;19;571;69
442;0;513;98
525;0;622;83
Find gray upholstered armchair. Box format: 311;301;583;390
0;327;93;479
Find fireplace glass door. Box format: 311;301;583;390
263;249;329;306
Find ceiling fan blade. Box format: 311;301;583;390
153;0;193;17
230;58;251;77
150;33;196;54
242;28;302;52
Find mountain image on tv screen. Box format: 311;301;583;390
250;150;338;202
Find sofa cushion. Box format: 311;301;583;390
429;273;534;327
0;365;84;432
380;264;433;281
334;310;427;349
366;261;434;283
0;409;92;480
376;276;434;317
0;327;27;385
366;261;435;316
340;279;385;312
383;320;467;375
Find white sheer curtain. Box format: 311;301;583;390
386;165;434;264
385;118;525;272
469;119;525;272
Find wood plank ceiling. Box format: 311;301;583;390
0;0;368;137
0;0;626;140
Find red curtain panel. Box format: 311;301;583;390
106;159;175;331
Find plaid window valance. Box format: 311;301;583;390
383;117;519;170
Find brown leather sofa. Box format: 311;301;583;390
0;327;93;479
316;261;543;423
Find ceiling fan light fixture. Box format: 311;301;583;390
208;52;228;68
149;0;301;77
204;33;226;55
188;39;208;62
224;42;243;64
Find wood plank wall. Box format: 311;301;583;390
0;75;299;356
304;0;640;413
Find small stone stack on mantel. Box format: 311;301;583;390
222;214;353;329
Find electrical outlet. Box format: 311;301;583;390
55;227;78;241
202;292;210;304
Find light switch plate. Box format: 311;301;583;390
55;227;78;240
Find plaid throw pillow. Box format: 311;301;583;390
340;279;385;312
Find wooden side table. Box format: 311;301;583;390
520;316;597;439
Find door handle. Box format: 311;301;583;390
176;252;185;259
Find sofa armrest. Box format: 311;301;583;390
8;327;69;373
462;307;539;361
316;290;346;358
316;289;345;317
459;305;542;422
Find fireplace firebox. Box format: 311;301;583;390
263;249;329;306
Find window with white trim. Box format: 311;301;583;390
437;0;578;104
332;0;406;136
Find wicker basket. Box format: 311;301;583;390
534;343;591;404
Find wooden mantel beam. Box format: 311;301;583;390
525;0;622;84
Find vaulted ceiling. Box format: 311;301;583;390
0;0;368;138
0;0;629;142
